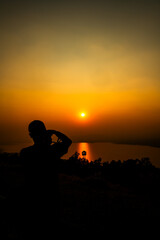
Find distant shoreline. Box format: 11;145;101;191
0;141;160;154
73;141;160;148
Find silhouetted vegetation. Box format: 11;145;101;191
0;151;160;238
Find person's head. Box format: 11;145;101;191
28;120;51;145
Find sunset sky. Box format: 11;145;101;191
0;0;160;147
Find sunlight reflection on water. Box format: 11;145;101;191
77;142;92;161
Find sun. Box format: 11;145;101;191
81;113;86;118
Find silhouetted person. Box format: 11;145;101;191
20;120;72;238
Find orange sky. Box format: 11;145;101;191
0;0;160;146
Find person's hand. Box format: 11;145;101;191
47;130;58;136
47;129;72;146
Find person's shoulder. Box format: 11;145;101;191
20;145;35;156
50;142;69;155
50;142;65;149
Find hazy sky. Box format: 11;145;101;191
0;0;160;146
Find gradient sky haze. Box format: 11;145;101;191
0;0;160;146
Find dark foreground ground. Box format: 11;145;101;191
0;152;160;238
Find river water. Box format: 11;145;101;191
1;142;160;168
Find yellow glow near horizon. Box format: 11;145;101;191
0;0;160;145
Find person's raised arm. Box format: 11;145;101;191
49;130;72;147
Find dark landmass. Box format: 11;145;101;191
0;152;160;238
